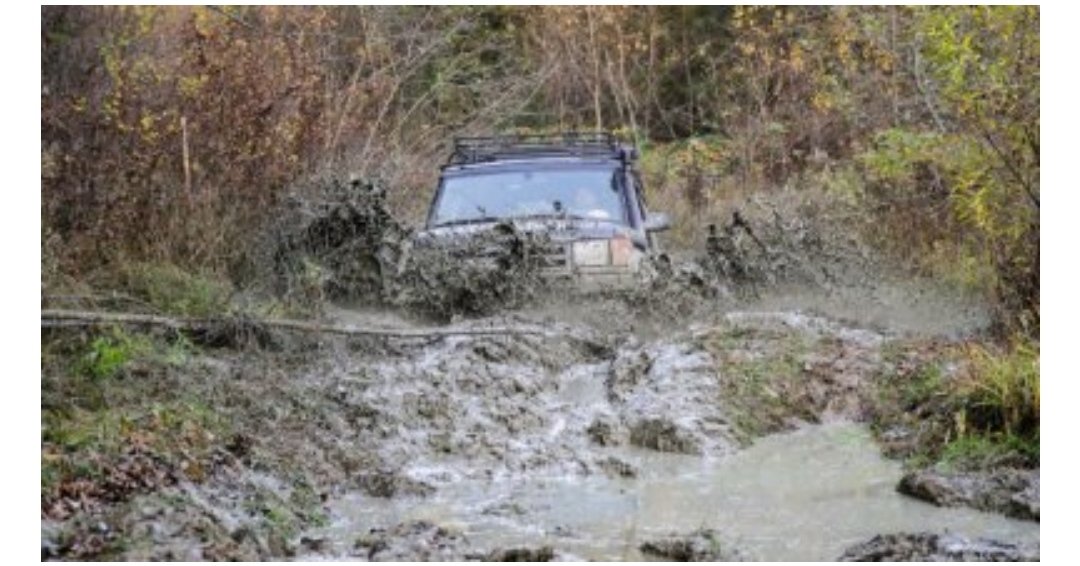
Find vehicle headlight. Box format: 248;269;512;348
572;236;635;267
609;235;634;267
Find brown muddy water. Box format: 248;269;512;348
312;423;1037;561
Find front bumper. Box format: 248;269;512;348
567;266;640;291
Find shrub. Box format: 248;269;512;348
953;339;1039;440
117;262;232;317
872;338;1039;468
78;329;152;380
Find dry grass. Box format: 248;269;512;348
953;339;1039;440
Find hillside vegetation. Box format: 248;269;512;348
42;6;1037;335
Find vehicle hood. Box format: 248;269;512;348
414;218;638;247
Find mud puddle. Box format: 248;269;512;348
310;423;1037;561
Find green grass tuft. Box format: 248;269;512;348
117;262;232;317
77;328;152;380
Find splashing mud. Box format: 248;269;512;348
247;176;409;307
253;176;561;320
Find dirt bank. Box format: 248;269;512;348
867;335;1040;524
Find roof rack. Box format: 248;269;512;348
446;132;636;166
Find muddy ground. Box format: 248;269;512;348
41;294;1039;561
41;184;1038;561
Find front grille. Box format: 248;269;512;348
536;242;571;273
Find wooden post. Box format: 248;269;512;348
181;115;192;204
587;7;603;132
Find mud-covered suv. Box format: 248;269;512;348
413;133;671;288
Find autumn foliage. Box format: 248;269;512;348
41;6;1038;332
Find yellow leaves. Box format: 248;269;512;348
963;183;995;234
834;37;852;67
137;111;178;144
789;43;805;73
178;74;208;98
102;95;122;123
102;43;125;87
810;91;833;112
139;113;155;133
133;5;159;36
191;6;218;38
659;137;730;180
874;49;895;74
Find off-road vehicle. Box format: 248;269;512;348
412;132;671;289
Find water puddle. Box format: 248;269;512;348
318;423;1038;560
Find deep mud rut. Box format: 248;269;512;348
42;282;1040;561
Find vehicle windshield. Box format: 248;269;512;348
430;167;626;227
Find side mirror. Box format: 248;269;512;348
644;212;672;232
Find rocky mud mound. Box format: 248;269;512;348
345;520;560;562
325;309;890;489
353;521;468;561
604;338;742;455
696;311;886;439
898;468;1040;522
839;532;1039;561
639;529;747;561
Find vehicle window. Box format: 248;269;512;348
431;168;627;226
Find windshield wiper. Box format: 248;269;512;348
435;213;622;228
432;216;503;228
512;212;621;225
